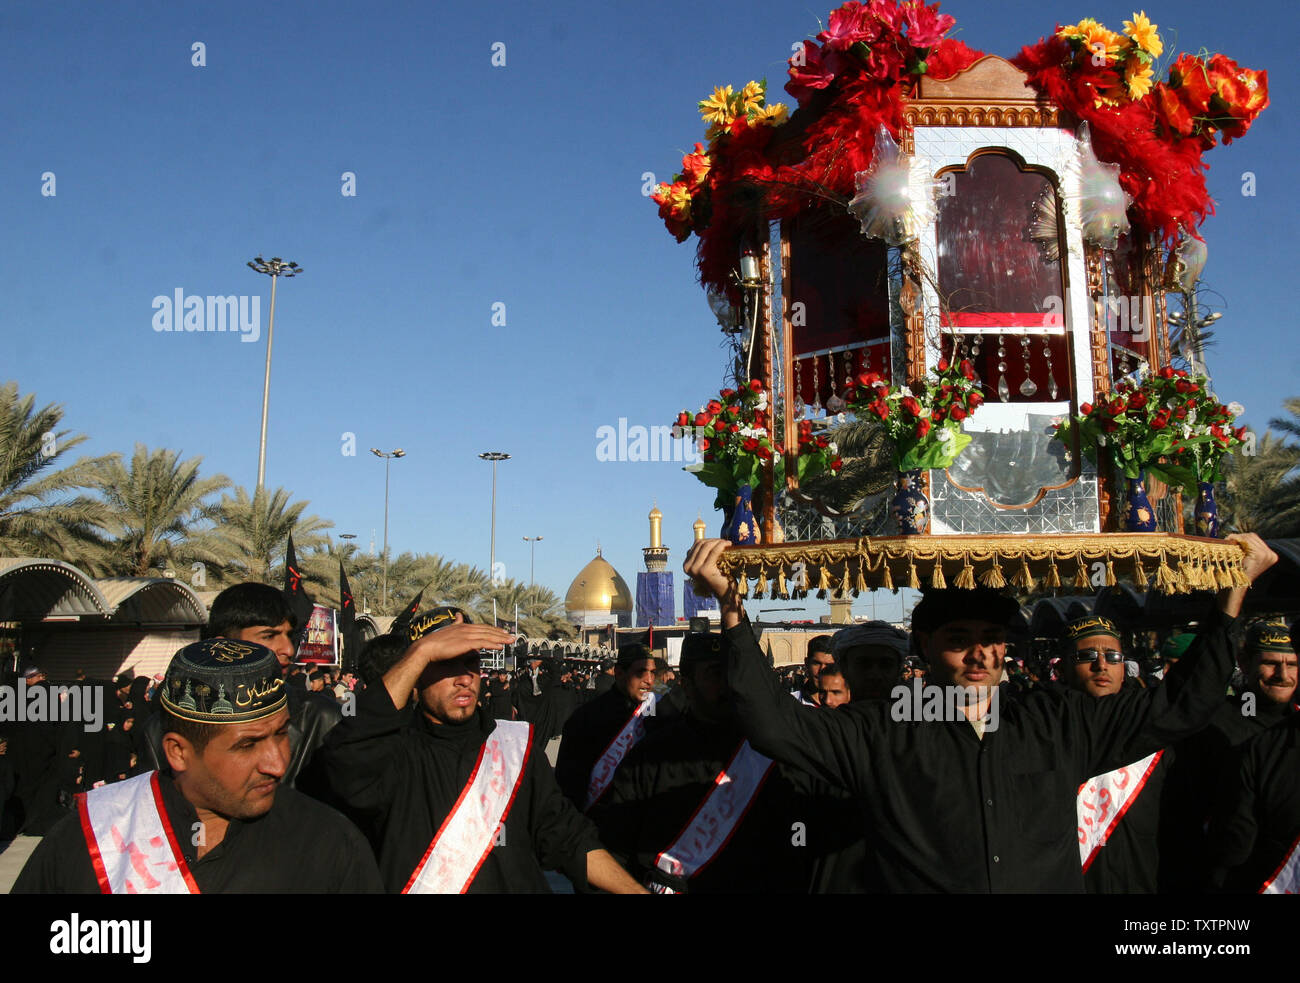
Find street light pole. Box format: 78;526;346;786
522;536;543;588
370;448;405;610
247;256;302;489
479;452;510;585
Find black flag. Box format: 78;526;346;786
339;560;360;671
283;535;315;639
391;589;424;637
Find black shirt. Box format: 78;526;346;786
724;611;1236;893
320;684;602;893
1207;712;1300;892
556;686;667;810
591;711;809;894
12;772;383;893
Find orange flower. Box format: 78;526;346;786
681;143;712;189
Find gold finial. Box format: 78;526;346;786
649;503;663;548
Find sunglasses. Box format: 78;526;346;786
1071;648;1124;664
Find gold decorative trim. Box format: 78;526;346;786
903;105;1057;128
716;534;1247;599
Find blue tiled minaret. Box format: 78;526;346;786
636;505;674;628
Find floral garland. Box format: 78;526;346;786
653;0;981;300
1013;13;1268;243
672;381;842;510
843;358;982;470
652;4;1268;292
1052;367;1247;487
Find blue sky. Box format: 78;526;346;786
2;0;1293;621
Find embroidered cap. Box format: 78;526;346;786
1245;618;1293;655
1061;614;1122;643
407;606;471;642
160;638;287;724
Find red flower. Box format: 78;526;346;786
676;411;690;427
1151;414;1169;430
754;410;767;428
937;358;950;372
915;418;932;438
870;401;889;420
857;371;882;388
960;360;975;381
749;379;764;393
901;0;956;47
816;435;829;449
756;445;773;460
1159;367;1175;380
720;388;735;399
1080;402;1093;416
742;437;759;452
1107;400;1125;417
830;457;843;472
729;423;740;433
1174;408;1187;420
932;407;946;423
694;412;712;428
950;405;967;422
699;438;711;451
707;399;723;414
968;391;984;410
1234;426;1247;441
901;396;921;417
1127;392;1148;411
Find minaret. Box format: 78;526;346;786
643;504;669;573
635;503;674;628
683;513;719;619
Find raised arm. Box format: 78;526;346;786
1069;533;1277;778
684;539;872;791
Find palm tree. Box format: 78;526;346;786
204;485;333;586
1219;420;1300;537
0;382;114;563
94;444;232;576
794;417;895;534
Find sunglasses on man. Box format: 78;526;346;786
1071;648;1124;665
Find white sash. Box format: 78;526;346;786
1261;834;1300;894
584;692;659;811
403;721;533;894
78;771;197;894
651;740;775;893
1077;750;1163;870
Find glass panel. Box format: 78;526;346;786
936;152;1063;319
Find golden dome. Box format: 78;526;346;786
565;550;634;614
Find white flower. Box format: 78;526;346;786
1187;408;1197;426
757;395;768;411
899;385;914;398
835;413;847;424
938;428;956;445
828;442;838;454
1098;434;1108;447
1227;402;1244;417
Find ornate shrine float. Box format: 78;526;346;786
658;3;1268;600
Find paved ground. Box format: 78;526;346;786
0;836;39;893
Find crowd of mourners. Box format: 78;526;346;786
1;532;1295;894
